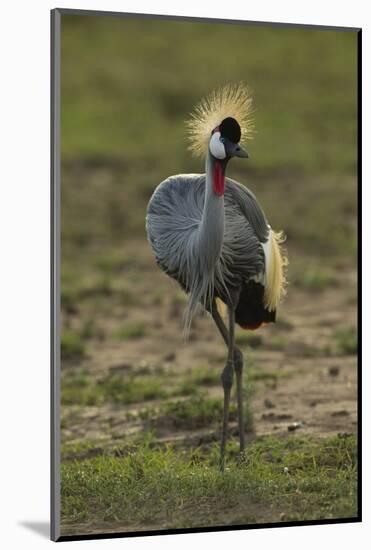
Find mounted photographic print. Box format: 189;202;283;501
51;8;361;541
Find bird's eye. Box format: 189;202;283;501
220;136;225;144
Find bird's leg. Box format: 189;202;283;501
212;301;245;461
234;347;245;457
219;305;236;472
220;360;233;472
211;302;242;362
211;301;229;346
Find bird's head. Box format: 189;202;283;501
208;117;249;161
186;83;254;161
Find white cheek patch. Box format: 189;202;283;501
209;131;226;159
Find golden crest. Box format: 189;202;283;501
186;82;255;158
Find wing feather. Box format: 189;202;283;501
146;174;286;320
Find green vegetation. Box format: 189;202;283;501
61;366;254;432
99;374;166;404
333;326;357;355
176;366;221;395
295;267;338;291
155;396;234;430
60;16;357;263
249;366;293;382
141;375;254;433
61;433;357;529
235;331;263;348
80;319;98;340
61;17;356;176
113;322;148;340
62;371;167;406
61;367;218;407
61;331;85;360
265;335;288;351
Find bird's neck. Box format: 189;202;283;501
197;152;226;271
204;151;227;207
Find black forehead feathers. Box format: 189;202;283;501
219;117;241;144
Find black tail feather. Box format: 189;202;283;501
235;280;276;329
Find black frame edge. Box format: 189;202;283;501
356;28;362;523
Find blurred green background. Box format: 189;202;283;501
62;15;357;170
60;14;358;534
61;14;357;262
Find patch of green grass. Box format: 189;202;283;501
113;322;148;340
249;367;291;382
242;371;255;432
175;366;220;396
333;326;357;355
274;316;294;331
61;273;140;315
61;372;95;406
156;396;232;430
98;374;166;404
174;291;189;305
175;381;206;397
61;433;357;530
61;331;86;360
63;368;90;389
60;280;99;315
150;289;165;306
115;286;139;307
235;332;263;348
94;250;131;273
61;438;109;462
90;275;114;296
62;371;167;406
80;319;98;340
61;365;230;407
266;335;288;351
61;287;79;311
152;371;254;433
295;267;338;291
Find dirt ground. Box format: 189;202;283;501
61;240;358;456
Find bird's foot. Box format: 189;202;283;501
237;449;248;467
221;358;234;388
219;359;234;474
233;348;244;373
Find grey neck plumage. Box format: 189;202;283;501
183;151;228;334
197;151;225;273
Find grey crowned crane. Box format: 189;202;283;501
146;83;287;470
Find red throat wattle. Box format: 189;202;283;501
213;161;225;196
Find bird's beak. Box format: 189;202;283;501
224;139;249;159
234;143;249;158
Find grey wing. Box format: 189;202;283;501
220;178;270;288
146;174;205;285
225;178;270;243
146;174;271;298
